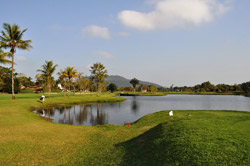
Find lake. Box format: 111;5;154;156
34;95;250;126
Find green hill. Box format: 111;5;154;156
106;75;163;88
117;110;250;165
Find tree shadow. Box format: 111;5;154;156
116;123;169;166
116;121;197;166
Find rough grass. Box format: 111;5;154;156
1;93;250;165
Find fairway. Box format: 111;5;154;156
1;93;250;165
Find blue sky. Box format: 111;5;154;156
1;0;250;87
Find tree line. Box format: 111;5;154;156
0;61;108;97
164;81;250;95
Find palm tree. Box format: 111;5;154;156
58;67;78;94
0;49;12;64
36;61;58;98
0;23;32;99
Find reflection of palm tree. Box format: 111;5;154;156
47;107;55;116
68;107;73;125
58;107;64;114
48;109;51;119
90;104;108;126
131;97;139;114
63;107;66;123
76;105;88;124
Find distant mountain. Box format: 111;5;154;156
106;75;163;88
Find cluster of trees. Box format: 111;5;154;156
119;78;158;93
0;66;20;93
166;81;250;94
0;61;110;97
35;61;108;97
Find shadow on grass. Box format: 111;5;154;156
116;113;250;166
116;121;198;166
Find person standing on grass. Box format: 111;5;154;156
40;95;45;104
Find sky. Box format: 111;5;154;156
1;0;250;87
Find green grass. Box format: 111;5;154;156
1;93;250;165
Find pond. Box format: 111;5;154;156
34;95;250;126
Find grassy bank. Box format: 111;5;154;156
1;93;250;165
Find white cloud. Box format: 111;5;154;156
118;0;231;31
118;32;130;37
82;25;111;39
94;51;115;59
16;56;27;61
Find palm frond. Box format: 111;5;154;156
0;23;32;52
0;49;13;64
17;29;27;41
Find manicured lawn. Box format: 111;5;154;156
1;93;250;165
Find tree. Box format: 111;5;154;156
58;66;78;95
241;82;250;94
149;85;158;92
90;63;108;96
107;83;118;93
75;73;90;94
139;84;148;92
120;87;134;92
0;23;32;99
36;61;58;98
200;81;215;92
17;73;34;87
0;49;12;64
130;78;139;92
0;66;20;93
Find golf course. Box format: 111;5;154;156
1;1;250;165
1;93;250;165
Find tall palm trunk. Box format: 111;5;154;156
47;77;51;98
97;84;100;96
68;79;71;98
11;49;15;100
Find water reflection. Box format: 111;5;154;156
90;104;108;125
76;105;88;124
42;109;45;117
34;95;250;126
131;97;139;115
35;104;108;126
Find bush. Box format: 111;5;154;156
20;88;34;93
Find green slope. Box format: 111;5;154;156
117;111;250;166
